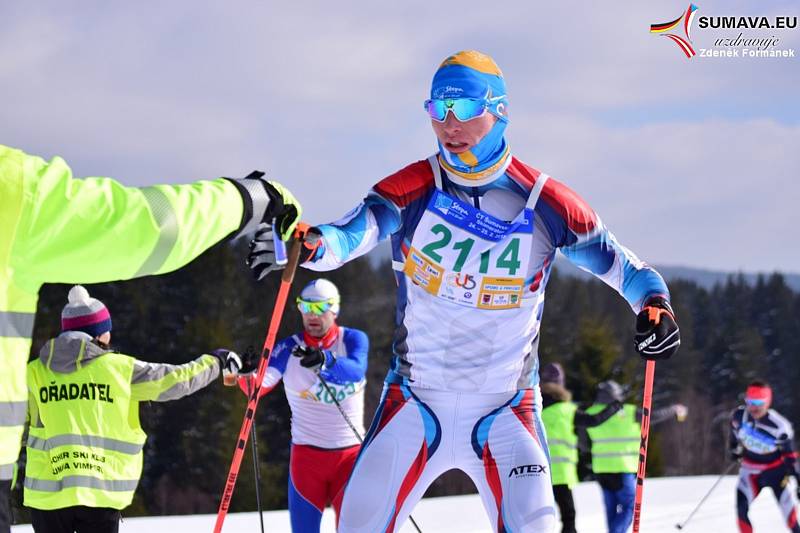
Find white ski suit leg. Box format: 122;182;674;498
337;384;556;533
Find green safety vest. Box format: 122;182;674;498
0;144;243;481
24;336;220;510
25;352;144;509
541;402;579;488
585;403;640;474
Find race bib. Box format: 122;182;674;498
403;189;533;310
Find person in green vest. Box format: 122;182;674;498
540;362;623;533
24;285;243;533
585;379;688;533
0;144;301;532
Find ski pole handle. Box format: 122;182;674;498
279;226;305;284
272;219;288;266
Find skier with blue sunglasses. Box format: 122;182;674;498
248;50;680;532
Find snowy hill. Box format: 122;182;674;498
12;475;794;532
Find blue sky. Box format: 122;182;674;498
2;1;798;273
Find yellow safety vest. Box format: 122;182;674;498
585;403;640;474
25;350;144;509
24;334;220;510
541;402;579;488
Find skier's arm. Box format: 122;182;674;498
575;401;622;428
259;368;283;393
304;160;433;271
130;354;220;401
8;147;297;284
319;328;368;383
542;178;670;313
729;427;740;452
237;341;291;398
729;408;744;459
304;193;400;271
777;429;800;480
635;404;683;425
259;342;291;393
541;177;679;359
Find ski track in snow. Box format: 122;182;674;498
11;475;796;532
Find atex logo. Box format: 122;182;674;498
508;464;547;478
650;3;699;58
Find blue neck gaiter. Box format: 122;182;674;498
437;119;508;177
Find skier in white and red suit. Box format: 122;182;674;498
247;50;680;533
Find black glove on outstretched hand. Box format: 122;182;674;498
247;224;322;281
634;296;681;360
211;349;243;375
226;171;302;241
291;345;330;373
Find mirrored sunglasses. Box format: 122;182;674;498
745;398;767;406
297;298;335;315
424;98;490;122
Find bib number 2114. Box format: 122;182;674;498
420;223;521;275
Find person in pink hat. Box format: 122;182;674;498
24;286;242;533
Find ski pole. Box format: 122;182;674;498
675;462;738;530
317;373;423;533
214;231;304;533
317;373;364;445
632;360;656;533
250;422;265;533
246;373;265;533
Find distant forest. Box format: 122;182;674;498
12;239;800;519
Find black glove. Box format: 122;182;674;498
211;349;243;375
291;345;330;373
226;171;302;241
634;296;681;360
729;446;743;462
239;346;259;374
247;224;322;281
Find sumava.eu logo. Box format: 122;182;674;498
650;3;700;58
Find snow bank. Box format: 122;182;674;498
12;475;794;532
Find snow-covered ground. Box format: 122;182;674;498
12;475;794;532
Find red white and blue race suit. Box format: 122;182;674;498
730;406;800;533
250;324;368;532
303;155;670;532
